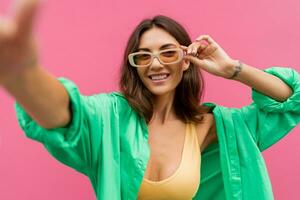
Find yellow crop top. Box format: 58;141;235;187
137;123;201;200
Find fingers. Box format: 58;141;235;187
183;54;212;72
0;16;5;38
180;42;207;57
181;44;213;73
180;45;188;52
0;16;18;37
181;35;219;59
0;17;3;46
13;0;40;37
0;17;7;36
196;35;220;58
195;34;216;45
202;44;218;58
0;17;15;45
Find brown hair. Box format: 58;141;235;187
119;15;212;124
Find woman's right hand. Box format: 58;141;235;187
0;0;40;85
0;0;71;129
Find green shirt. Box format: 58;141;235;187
15;67;300;200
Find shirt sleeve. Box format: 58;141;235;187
14;78;103;176
239;66;300;151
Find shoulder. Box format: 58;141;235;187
77;91;132;116
205;114;216;137
195;113;215;129
194;113;214;134
90;91;128;105
92;92;137;116
195;113;217;152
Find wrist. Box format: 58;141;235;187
225;59;243;80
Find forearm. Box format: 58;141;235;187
3;66;71;129
229;60;293;102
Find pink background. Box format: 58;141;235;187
1;0;300;199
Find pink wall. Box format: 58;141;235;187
1;0;299;199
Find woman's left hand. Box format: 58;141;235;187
181;35;239;79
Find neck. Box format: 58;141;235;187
150;91;177;125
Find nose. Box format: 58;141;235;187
149;56;163;70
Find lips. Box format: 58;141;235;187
146;73;170;85
148;73;170;80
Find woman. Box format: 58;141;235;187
1;1;300;199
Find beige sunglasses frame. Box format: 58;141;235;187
128;48;184;67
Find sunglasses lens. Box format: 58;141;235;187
133;54;152;66
159;50;181;64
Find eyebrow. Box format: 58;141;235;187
137;43;177;51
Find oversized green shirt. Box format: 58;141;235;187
15;67;300;200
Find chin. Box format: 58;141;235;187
140;74;180;96
147;85;176;96
150;90;170;96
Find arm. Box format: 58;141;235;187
229;60;293;102
14;77;103;175
3;66;71;129
217;62;299;151
0;0;70;129
238;66;300;151
7;0;107;176
183;35;300;151
182;34;291;102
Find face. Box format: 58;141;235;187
135;27;190;96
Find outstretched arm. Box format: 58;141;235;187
1;0;70;129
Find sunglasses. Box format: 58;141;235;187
128;48;184;68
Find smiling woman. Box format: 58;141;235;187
135;28;189;95
120;18;210;125
120;19;212;199
2;1;300;199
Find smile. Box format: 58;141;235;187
148;73;170;83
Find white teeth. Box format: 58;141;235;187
151;74;168;80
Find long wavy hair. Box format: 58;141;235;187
119;15;212;124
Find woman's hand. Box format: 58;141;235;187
0;0;40;85
181;35;239;79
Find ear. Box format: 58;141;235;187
182;59;190;71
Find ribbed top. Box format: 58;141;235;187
137;123;201;200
